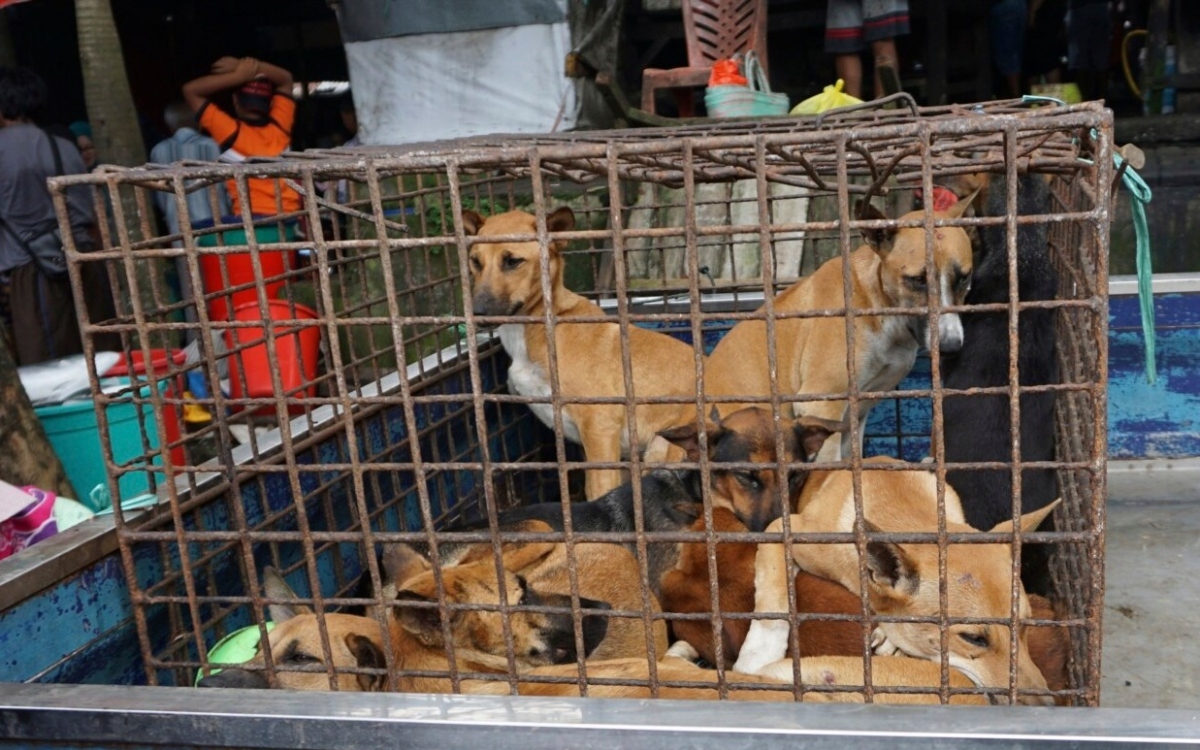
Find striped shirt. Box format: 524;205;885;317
149;128;229;234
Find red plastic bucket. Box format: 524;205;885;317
226;301;320;415
103;349;186;466
199;250;288;322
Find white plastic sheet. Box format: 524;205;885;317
347;21;579;145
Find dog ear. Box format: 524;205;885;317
546;206;576;234
988;498;1061;535
500;540;557;573
657;421;722;462
262;566;312;622
393;589;449;643
545;206;575;254
943;187;981;219
863;526;919;601
855;201;897;255
382;543;432;589
793;416;848;461
344;633;387;692
461;210;486;236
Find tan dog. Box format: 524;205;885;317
463;207;702;499
196;567;389;691
731;461;1059;705
705;196;976;459
378;521;669;663
663;509;1070;699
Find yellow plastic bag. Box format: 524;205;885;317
790;79;863;116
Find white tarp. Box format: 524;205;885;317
346;21;578;146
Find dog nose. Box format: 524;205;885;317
937;314;963;353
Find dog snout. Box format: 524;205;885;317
196;668;270;689
472;290;508;319
937;314;964;353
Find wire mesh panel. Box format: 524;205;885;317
50;99;1112;706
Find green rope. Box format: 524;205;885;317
1117;151;1158;383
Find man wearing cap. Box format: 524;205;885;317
182;56;300;219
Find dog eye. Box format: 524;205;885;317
735;471;763;490
502;255;525;271
287;652;321;665
958;631;989;649
515;574;529;605
956;275;971;289
904;274;927;289
470;256;482;272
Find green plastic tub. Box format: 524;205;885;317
34;381;162;506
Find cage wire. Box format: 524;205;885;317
48;98;1111;705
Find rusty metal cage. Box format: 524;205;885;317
50;99;1112;706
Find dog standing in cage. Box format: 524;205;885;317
705;193;977;459
938;171;1060;596
463;206;705;500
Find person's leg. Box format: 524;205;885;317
836;54;865;99
988;0;1027;98
862;0;910;98
871;38;900;98
826;0;866;98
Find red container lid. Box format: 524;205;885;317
103;349;187;378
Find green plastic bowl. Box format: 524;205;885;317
193;622;275;685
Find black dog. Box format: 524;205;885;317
940;172;1059;596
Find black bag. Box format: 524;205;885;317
0;131;70;279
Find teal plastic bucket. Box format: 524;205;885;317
34;381;162;506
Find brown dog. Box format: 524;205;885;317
463;207;702;499
196;567;390;691
732;461;1059;705
384;525;667;666
704;196;977;459
662;507;1070;697
662;507;870;667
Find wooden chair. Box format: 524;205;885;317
640;0;769;117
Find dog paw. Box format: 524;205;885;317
919;455;934;465
666;640;700;663
871;627;900;656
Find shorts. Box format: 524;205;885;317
989;0;1027;76
825;0;911;54
1067;3;1111;71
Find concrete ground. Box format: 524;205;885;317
1100;460;1200;708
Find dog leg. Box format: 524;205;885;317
666;640;701;663
581;424;625;500
870;627;901;656
731;517;795;674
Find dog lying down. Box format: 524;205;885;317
663;508;1070;701
197;562;1065;705
196;569;986;703
731;460;1061;705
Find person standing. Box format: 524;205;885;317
182;56;299;220
150;101;229;235
824;0;910;100
0;67;116;365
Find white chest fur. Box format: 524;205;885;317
498;324;582;444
